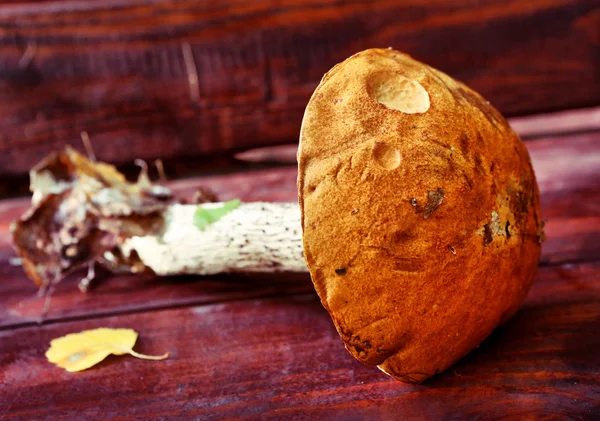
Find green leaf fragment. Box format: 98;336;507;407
193;199;241;231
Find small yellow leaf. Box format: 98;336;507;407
45;328;169;372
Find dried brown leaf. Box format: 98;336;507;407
12;148;174;288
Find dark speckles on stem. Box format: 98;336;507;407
483;224;493;246
335;267;347;276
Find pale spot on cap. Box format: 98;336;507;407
367;71;430;114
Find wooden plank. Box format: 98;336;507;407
509;106;600;139
529;132;600;264
0;130;599;328
0;0;598;179
1;261;599;420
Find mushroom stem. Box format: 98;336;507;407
120;202;307;276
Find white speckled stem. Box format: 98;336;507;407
121;202;307;276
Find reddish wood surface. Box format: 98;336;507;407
509;107;600;140
0;116;599;418
1;261;599;420
0;0;598;180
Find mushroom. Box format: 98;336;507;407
12;148;307;289
12;48;542;384
298;48;542;383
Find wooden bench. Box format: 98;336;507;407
1;1;599;419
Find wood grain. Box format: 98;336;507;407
1;261;599;420
509;106;600;139
0;130;598;329
0;0;598;179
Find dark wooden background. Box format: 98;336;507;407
0;1;599;419
0;0;598;190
